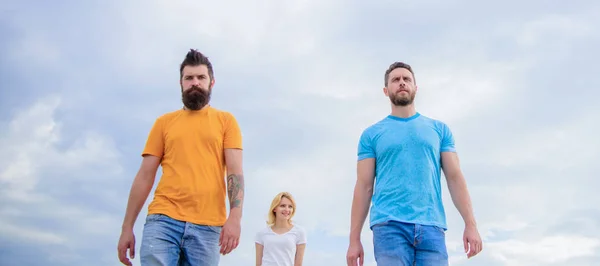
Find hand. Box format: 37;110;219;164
219;216;241;255
463;224;482;258
346;240;364;266
117;229;136;266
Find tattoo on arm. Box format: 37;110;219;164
227;174;244;209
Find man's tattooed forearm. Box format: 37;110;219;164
227;174;244;209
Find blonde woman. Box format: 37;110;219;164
255;192;307;266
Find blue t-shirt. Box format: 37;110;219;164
357;112;456;230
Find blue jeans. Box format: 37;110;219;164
140;214;222;266
372;220;448;266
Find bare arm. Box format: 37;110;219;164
349;158;375;242
121;155;161;231
442;151;483;257
225;148;244;219
294;244;306;266
219;148;244;255
255;243;263;266
441;152;476;227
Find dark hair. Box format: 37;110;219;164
179;49;214;81
384;62;415;86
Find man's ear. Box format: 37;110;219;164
210;78;216;89
383;87;389;97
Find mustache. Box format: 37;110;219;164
187;85;204;91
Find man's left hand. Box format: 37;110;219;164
463;224;482;258
219;216;241;255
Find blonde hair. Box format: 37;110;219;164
267;192;297;225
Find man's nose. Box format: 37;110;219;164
190;77;201;86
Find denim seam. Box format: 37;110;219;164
181;222;188;248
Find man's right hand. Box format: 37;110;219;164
346;240;364;266
117;230;136;266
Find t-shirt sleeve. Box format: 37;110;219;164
224;113;243;149
296;227;307;245
440;122;456;153
141;117;164;158
255;230;264;245
357;129;375;161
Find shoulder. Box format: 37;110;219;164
291;224;307;236
417;114;451;130
207;106;234;117
255;226;271;237
291;224;308;243
259;225;272;233
153;109;185;124
207;106;239;123
255;226;271;244
292;224;305;231
360;117;390;137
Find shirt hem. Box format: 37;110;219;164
370;218;447;231
223;145;243;150
357;154;375;161
147;210;226;227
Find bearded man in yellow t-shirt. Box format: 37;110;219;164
117;49;245;266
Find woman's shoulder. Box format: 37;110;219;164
291;224;307;233
261;225;274;232
256;225;272;235
291;224;308;243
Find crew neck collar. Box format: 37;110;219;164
387;112;420;122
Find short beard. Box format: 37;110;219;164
182;85;211;110
389;92;415;106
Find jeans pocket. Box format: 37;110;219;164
370;220;390;230
433;225;446;235
207;226;222;234
145;214;163;224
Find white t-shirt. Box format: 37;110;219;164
255;224;307;266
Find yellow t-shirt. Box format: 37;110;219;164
142;106;243;226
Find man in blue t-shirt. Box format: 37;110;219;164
346;62;482;266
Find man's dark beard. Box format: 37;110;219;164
389;92;415;106
182;86;211;110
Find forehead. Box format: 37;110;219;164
279;197;292;205
182;65;209;76
389;67;413;78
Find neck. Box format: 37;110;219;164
183;104;209;111
390;104;416;118
273;219;291;228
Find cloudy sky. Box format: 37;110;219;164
1;0;600;265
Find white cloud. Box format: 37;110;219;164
0;96;126;265
0;220;66;245
486;110;599;169
0;96;124;200
516;14;595;47
0;97;61;201
488;235;600;265
106;0;346;79
2;0;600;265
